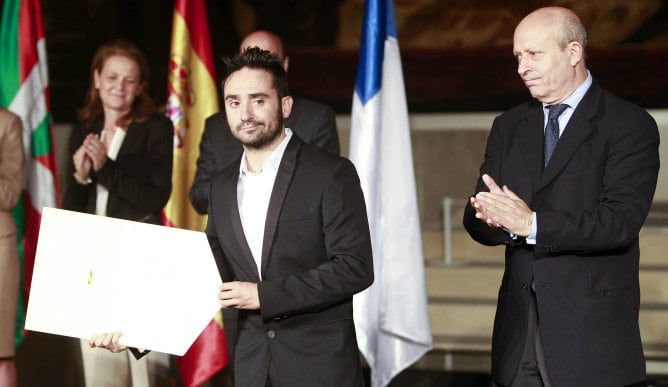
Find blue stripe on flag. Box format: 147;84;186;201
386;0;397;38
355;0;386;104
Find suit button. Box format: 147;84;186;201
267;330;276;339
522;282;529;290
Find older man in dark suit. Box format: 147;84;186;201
463;6;660;387
189;30;339;214
206;47;372;387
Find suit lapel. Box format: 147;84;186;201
260;136;301;279
116;120;139;157
537;82;601;191
517;101;545;186
223;163;262;282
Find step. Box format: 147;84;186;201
640;270;668;304
428;303;495;346
426;265;668;306
639;309;668;350
423;229;668;266
427;295;668;358
423;230;503;264
425;265;668;361
639;228;668;266
426;265;502;300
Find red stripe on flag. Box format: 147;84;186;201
21;193;42;306
160;212;174;228
174;0;216;79
178;318;228;387
18;0;44;82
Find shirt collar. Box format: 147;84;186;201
543;70;593;111
239;127;293;176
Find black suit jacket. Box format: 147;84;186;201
206;134;372;387
189;95;339;214
463;80;660;387
62;114;173;225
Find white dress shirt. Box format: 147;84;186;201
237;128;293;278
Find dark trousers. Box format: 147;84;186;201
496;291;552;387
494;293;648;387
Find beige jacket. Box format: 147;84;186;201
0;108;24;238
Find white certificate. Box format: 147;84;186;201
25;207;222;356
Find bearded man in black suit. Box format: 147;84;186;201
206;47;372;387
189;30;339;214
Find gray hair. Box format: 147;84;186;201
557;12;588;50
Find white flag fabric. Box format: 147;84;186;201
350;1;433;386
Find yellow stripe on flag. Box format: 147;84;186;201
163;10;219;231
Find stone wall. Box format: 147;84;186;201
336;0;668;49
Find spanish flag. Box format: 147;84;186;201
164;0;228;386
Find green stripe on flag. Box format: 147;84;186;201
3;0;29;349
11;198;26;346
32;113;53;156
0;0;21;107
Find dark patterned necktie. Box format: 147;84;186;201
544;104;568;168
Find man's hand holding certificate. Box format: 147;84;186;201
25;208;222;356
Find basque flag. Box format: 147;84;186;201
0;0;60;347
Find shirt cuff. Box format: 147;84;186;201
74;173;92;185
525;212;537;245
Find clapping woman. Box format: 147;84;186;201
63;39;173;225
62;39;173;387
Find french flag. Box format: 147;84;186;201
349;0;433;386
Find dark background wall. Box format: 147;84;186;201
1;0;666;122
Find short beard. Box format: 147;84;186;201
235;106;284;149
